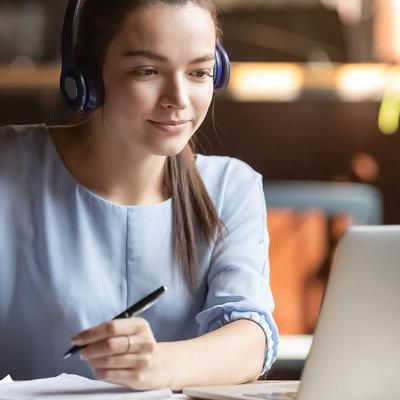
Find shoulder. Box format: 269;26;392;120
196;153;260;179
0;123;48;152
0;124;20;150
0;123;49;172
0;123;47;137
195;154;264;212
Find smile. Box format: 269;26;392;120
148;120;191;134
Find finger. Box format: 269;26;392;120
89;353;152;370
81;336;132;360
82;335;155;360
71;317;148;345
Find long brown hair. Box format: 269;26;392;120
75;0;224;291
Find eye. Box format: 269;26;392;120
190;69;214;80
132;67;158;77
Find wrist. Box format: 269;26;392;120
157;342;175;389
158;341;185;390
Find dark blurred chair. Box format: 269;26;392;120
265;180;382;225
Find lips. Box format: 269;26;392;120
150;120;190;125
147;119;191;134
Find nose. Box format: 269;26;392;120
160;75;190;110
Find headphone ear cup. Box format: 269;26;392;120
60;66;87;112
81;66;104;112
60;0;103;113
214;41;231;90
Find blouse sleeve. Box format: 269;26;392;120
195;159;279;375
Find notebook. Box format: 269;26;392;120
0;373;172;399
183;225;400;400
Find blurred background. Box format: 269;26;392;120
1;0;399;379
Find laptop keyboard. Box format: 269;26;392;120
243;392;297;400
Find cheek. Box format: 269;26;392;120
193;87;214;119
105;78;159;113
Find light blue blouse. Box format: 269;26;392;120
0;124;278;380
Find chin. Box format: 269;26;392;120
150;142;189;157
147;132;194;157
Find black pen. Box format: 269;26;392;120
63;285;167;359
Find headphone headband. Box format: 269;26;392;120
61;0;81;66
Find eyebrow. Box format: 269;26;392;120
122;49;215;64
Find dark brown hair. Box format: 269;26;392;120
75;0;224;291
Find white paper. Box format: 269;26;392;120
0;373;172;399
0;375;13;384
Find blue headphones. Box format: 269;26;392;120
60;0;231;113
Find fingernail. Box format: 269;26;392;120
71;337;83;345
79;351;87;360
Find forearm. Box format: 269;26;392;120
159;319;266;390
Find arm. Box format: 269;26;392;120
159;319;266;390
71;316;266;390
166;159;278;388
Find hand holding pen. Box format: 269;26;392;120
63;286;167;375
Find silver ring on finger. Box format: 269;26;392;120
125;335;133;354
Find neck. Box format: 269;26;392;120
49;117;168;206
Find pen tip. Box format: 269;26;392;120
63;353;71;360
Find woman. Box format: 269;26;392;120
0;0;278;391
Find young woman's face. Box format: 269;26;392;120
100;3;216;157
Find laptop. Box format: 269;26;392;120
183;226;400;400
